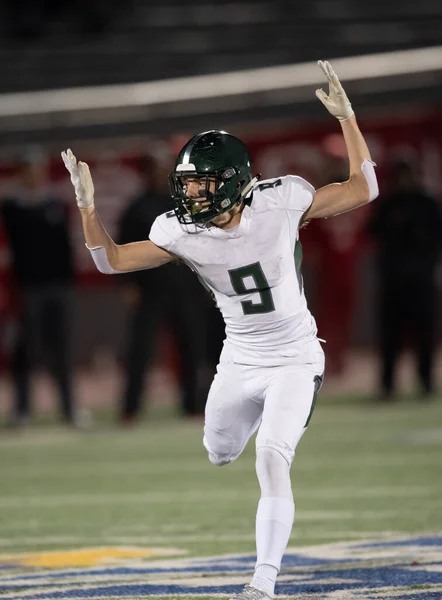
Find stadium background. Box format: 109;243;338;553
0;2;441;599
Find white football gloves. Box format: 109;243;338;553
61;148;95;209
316;60;354;122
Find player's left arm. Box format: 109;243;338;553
302;60;379;223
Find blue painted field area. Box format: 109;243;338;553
0;536;442;599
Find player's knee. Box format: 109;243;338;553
256;446;289;476
256;437;294;465
255;446;292;497
208;453;230;467
203;430;235;467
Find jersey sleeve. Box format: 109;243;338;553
277;175;315;213
149;211;184;253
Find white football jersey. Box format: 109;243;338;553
149;175;318;365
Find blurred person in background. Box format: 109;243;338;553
0;146;78;427
116;152;210;424
369;159;442;400
62;61;378;600
310;153;366;376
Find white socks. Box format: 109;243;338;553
252;448;295;597
251;563;278;596
251;496;295;595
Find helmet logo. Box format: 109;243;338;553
222;168;236;179
220;199;231;209
176;163;196;172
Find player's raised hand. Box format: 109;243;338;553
61;148;95;209
315;60;354;122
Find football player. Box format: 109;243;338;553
62;60;378;600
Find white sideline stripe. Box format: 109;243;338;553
0;485;438;508
0;46;440;117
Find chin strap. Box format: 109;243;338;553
239;175;260;202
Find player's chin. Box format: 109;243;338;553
210;212;229;226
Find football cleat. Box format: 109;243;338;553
229;584;274;600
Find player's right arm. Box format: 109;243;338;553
62;149;173;273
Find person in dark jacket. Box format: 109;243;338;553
117;153;221;424
1;146;77;426
369;159;441;399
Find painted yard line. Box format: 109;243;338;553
104;524;408;537
0;418;439;447
0;485;439;509
312;420;442;432
0;427;439;450
0;510;441;545
296;508;442;521
2;452;441;477
76;530;413;543
306;433;442;445
14;435;442;453
0;403;437;431
0;530;406;548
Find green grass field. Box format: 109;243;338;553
1;394;441;599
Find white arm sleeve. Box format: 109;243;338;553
86;244;128;274
361;159;379;201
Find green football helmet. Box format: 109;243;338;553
169;130;259;225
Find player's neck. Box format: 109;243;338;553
213;203;244;230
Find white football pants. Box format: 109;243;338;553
203;337;325;466
203;337;324;577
